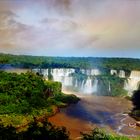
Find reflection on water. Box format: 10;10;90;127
49;94;140;139
63;102;115;126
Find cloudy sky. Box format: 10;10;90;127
0;0;140;58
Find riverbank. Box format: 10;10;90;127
48;93;140;139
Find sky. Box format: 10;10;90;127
0;0;140;58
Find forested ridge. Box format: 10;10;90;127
1;53;140;70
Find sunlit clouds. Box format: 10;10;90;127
0;0;140;57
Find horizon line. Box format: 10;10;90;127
0;52;140;60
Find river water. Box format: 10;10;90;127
49;92;140;139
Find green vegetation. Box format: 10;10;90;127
69;72;127;96
1;124;138;140
1;55;140;139
81;128;138;140
0;71;138;140
0;71;79;132
1;53;140;71
0;71;79;115
131;90;140;120
0;120;70;140
96;75;127;96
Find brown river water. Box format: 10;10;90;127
49;92;140;139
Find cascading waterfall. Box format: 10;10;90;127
80;77;98;94
81;80;85;89
119;70;125;78
109;81;111;92
82;77;93;94
110;69;117;75
32;68;140;96
81;69;100;76
91;69;101;76
93;78;98;93
63;76;73;86
50;68;74;83
75;79;78;87
124;71;140;96
49;68;100;94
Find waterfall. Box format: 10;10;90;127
81;80;85;89
130;71;140;78
80;69;101;76
81;77;98;94
32;68;140;96
91;69;101;75
75;79;78;87
49;68;75;84
124;71;140;96
110;69;117;75
109;81;111;92
119;70;125;78
93;78;98;93
51;69;62;82
63;76;73;86
82;77;93;94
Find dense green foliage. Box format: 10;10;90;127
131;90;140;120
69;72;127;96
0;71;79;129
0;120;69;140
53;93;80;104
81;128;131;140
0;71;52;114
96;75;127;96
0;71;80;139
1;53;140;70
0;71;45;114
1;124;136;140
0;71;79;115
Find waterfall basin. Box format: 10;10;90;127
49;94;140;139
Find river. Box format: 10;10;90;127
49;92;140;139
